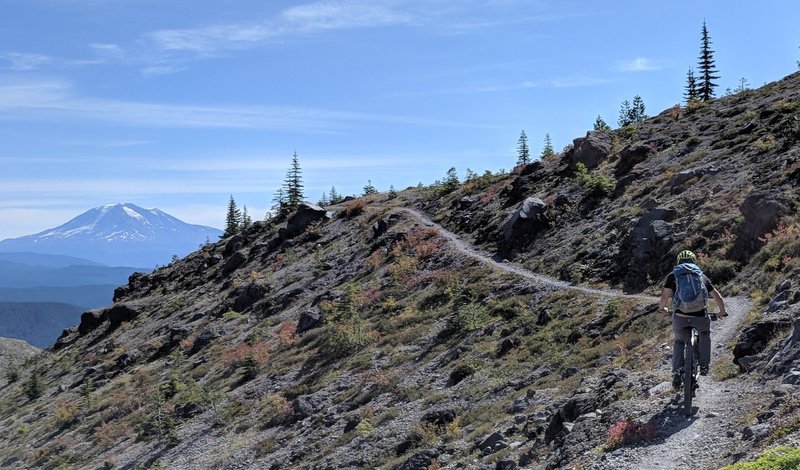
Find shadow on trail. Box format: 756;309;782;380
636;395;698;448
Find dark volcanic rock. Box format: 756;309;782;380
421;408;457;426
623;207;677;290
232;281;268;311
733;189;795;258
221;251;247;276
566;131;613;170
504;162;546;203
396;451;437;470
78;310;106;335
615;142;653;176
502;197;548;244
279;202;331;240
733;314;795;370
297;311;323;333
107;304;139;329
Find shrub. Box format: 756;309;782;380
259;394;292;427
448;303;490;335
698;254;738;284
94;420;133;448
54;399;81;428
719;446;800;469
22;368;45;401
339;199;367;218
606;419;656;449
5;364;19;383
276;321;298;346
575;163;614;197
221;342;270;380
753;133;777;153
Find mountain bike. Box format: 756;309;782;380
681;313;718;416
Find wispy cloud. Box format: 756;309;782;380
61;139;156;148
0;78;489;131
1;52;53;71
616;57;666;72
143;1;411;56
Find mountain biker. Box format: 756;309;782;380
658;249;728;389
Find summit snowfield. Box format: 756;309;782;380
0;203;222;267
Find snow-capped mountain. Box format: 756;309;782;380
0;203;222;267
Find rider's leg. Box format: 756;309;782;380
697;315;712;374
672;315;691;373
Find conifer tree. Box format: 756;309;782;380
618;100;633;127
684;68;698;105
516;130;530;165
388;185;397;199
363;180;377;196
631;95;647;123
283;151;304;211
465;168;478;182
224;195;242;237
240;205;252;230
540;133;555;159
269;188;288;219
443;167;460;192
328;186;343;204
697;20;719;101
318;192;330;206
593;115;610;132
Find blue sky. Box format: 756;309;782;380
1;0;798;239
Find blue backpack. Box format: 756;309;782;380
673;263;708;313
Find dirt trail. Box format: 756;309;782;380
397;207;658;303
389;207;755;470
593;295;754;470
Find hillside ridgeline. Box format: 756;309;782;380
1;73;800;469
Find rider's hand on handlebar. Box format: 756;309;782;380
661;306;670;315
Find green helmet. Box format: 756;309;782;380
676;249;697;264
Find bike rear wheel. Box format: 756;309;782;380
683;340;694;416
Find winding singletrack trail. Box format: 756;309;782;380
387;206;754;470
397;207;658;303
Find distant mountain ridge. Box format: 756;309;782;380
0;203;222;267
0;302;83;348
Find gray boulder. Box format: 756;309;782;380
567;131;613;170
279;202;331;240
502;197;548;243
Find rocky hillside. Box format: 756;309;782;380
0;338;38;380
1;73;800;470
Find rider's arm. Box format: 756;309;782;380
710;287;727;317
659;288;672;314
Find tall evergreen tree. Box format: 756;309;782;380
516;130;530;165
684;68;698;104
618;100;633;127
240;205;252;230
593;115;610;132
697;20;719;101
631;95;647;123
540;133;555;159
224;195;242;237
328;186;343;204
283;151;304;210
270;188;287;219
